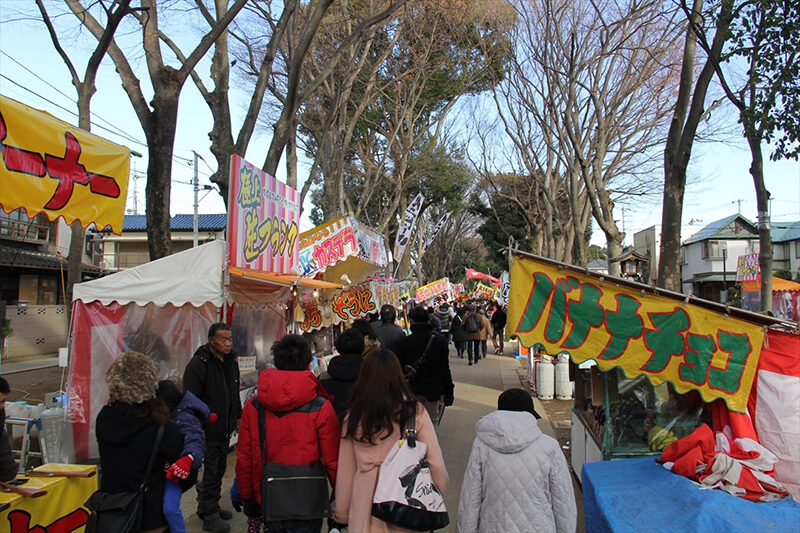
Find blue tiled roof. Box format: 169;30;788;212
122;214;227;232
683;214;757;244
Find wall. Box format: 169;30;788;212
4;305;68;360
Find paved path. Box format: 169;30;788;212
183;348;583;532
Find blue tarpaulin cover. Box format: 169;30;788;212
582;457;800;533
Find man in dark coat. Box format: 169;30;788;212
372;304;406;352
319;329;365;423
393;306;454;432
183;323;242;532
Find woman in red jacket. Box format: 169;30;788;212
235;334;340;533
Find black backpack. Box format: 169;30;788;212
464;313;480;333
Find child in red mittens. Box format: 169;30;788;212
159;377;215;533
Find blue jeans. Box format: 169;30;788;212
164;479;187;533
264;519;322;533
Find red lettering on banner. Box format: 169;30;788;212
0;112;120;211
8;508;89;533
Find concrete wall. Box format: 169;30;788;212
3;305;68;360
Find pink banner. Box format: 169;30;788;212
228;155;299;273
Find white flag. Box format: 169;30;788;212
394;193;424;263
423;212;451;253
498;271;510;307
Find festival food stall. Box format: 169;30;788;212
294;216;394;350
507;250;800;526
0;95;131;529
415;278;453;304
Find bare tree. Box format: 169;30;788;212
68;0;248;259
35;0;134;313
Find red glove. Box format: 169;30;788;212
166;455;193;481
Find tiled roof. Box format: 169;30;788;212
683;214;757;244
771;221;800;243
122;214;227;232
0;243;103;273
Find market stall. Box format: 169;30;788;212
415;278;453;304
507;250;799;500
582;457;800;533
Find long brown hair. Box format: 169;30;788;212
345;349;419;445
132;397;171;425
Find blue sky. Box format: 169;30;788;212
1;2;797;243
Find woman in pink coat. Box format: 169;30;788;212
332;349;449;532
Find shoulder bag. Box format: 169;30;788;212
84;423;165;533
371;403;449;531
257;396;330;521
403;335;435;383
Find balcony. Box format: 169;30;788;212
0;217;50;245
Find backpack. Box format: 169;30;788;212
464;313;480;333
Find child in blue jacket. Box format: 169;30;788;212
159;377;214;533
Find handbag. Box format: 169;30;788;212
257;396;330;521
371;404;449;531
85;424;165;533
403;336;435;383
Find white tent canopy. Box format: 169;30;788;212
73;240;226;307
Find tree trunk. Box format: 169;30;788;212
146;84;181;260
746;133;772;312
606;235;624;277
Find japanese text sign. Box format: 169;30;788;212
507;255;764;412
298;216;387;277
415;278;451;303
736;254;760;281
474;282;498;299
228;155;299;273
299;280;400;332
0;95;130;233
394;193;423;263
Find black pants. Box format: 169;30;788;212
198;436;229;518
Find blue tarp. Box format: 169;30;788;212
582;457;800;533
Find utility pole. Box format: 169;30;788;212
193;151;199;248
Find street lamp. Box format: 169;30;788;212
720;242;728;303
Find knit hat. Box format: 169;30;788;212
106;351;158;404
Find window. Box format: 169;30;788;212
796;241;800;259
701;240;724;259
680;247;687;264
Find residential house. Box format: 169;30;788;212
771;221;800;278
98;213;227;271
680;214;760;301
633;224;704;284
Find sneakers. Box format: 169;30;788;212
202;513;231;533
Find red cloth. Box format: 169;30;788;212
660;424;716;479
465;268;501;287
235;369;340;503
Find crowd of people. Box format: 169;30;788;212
87;298;575;533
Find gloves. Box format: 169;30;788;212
243;500;262;518
166;455;193;481
443;394;454;407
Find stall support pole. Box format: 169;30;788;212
601;371;613;460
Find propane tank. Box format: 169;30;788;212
536;359;555;400
555;352;573;399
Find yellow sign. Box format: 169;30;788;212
508;255;764;412
0;464;97;532
0;95;130;234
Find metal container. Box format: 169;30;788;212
536;360;555;400
555;357;573;399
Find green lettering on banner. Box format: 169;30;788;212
517;273;554;333
563;283;604;348
598;295;644;360
710;332;751;394
545;278;579;343
680;334;715;386
642;308;690;373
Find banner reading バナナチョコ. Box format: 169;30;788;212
0;95;130;233
508;254;764;412
228;155;299;273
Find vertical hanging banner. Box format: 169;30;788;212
423;212;451;253
498;271;510;306
0;95;130;233
228;155;299;273
394;193;424;263
507;253;765;412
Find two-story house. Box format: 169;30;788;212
680;214;760;301
98;213;227;271
772;221;800;278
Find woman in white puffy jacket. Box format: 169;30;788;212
457;389;577;533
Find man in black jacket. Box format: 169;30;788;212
373;304;406;352
393;306;454;432
183;323;242;533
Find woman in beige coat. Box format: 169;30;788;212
332;349;449;532
477;308;492;360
